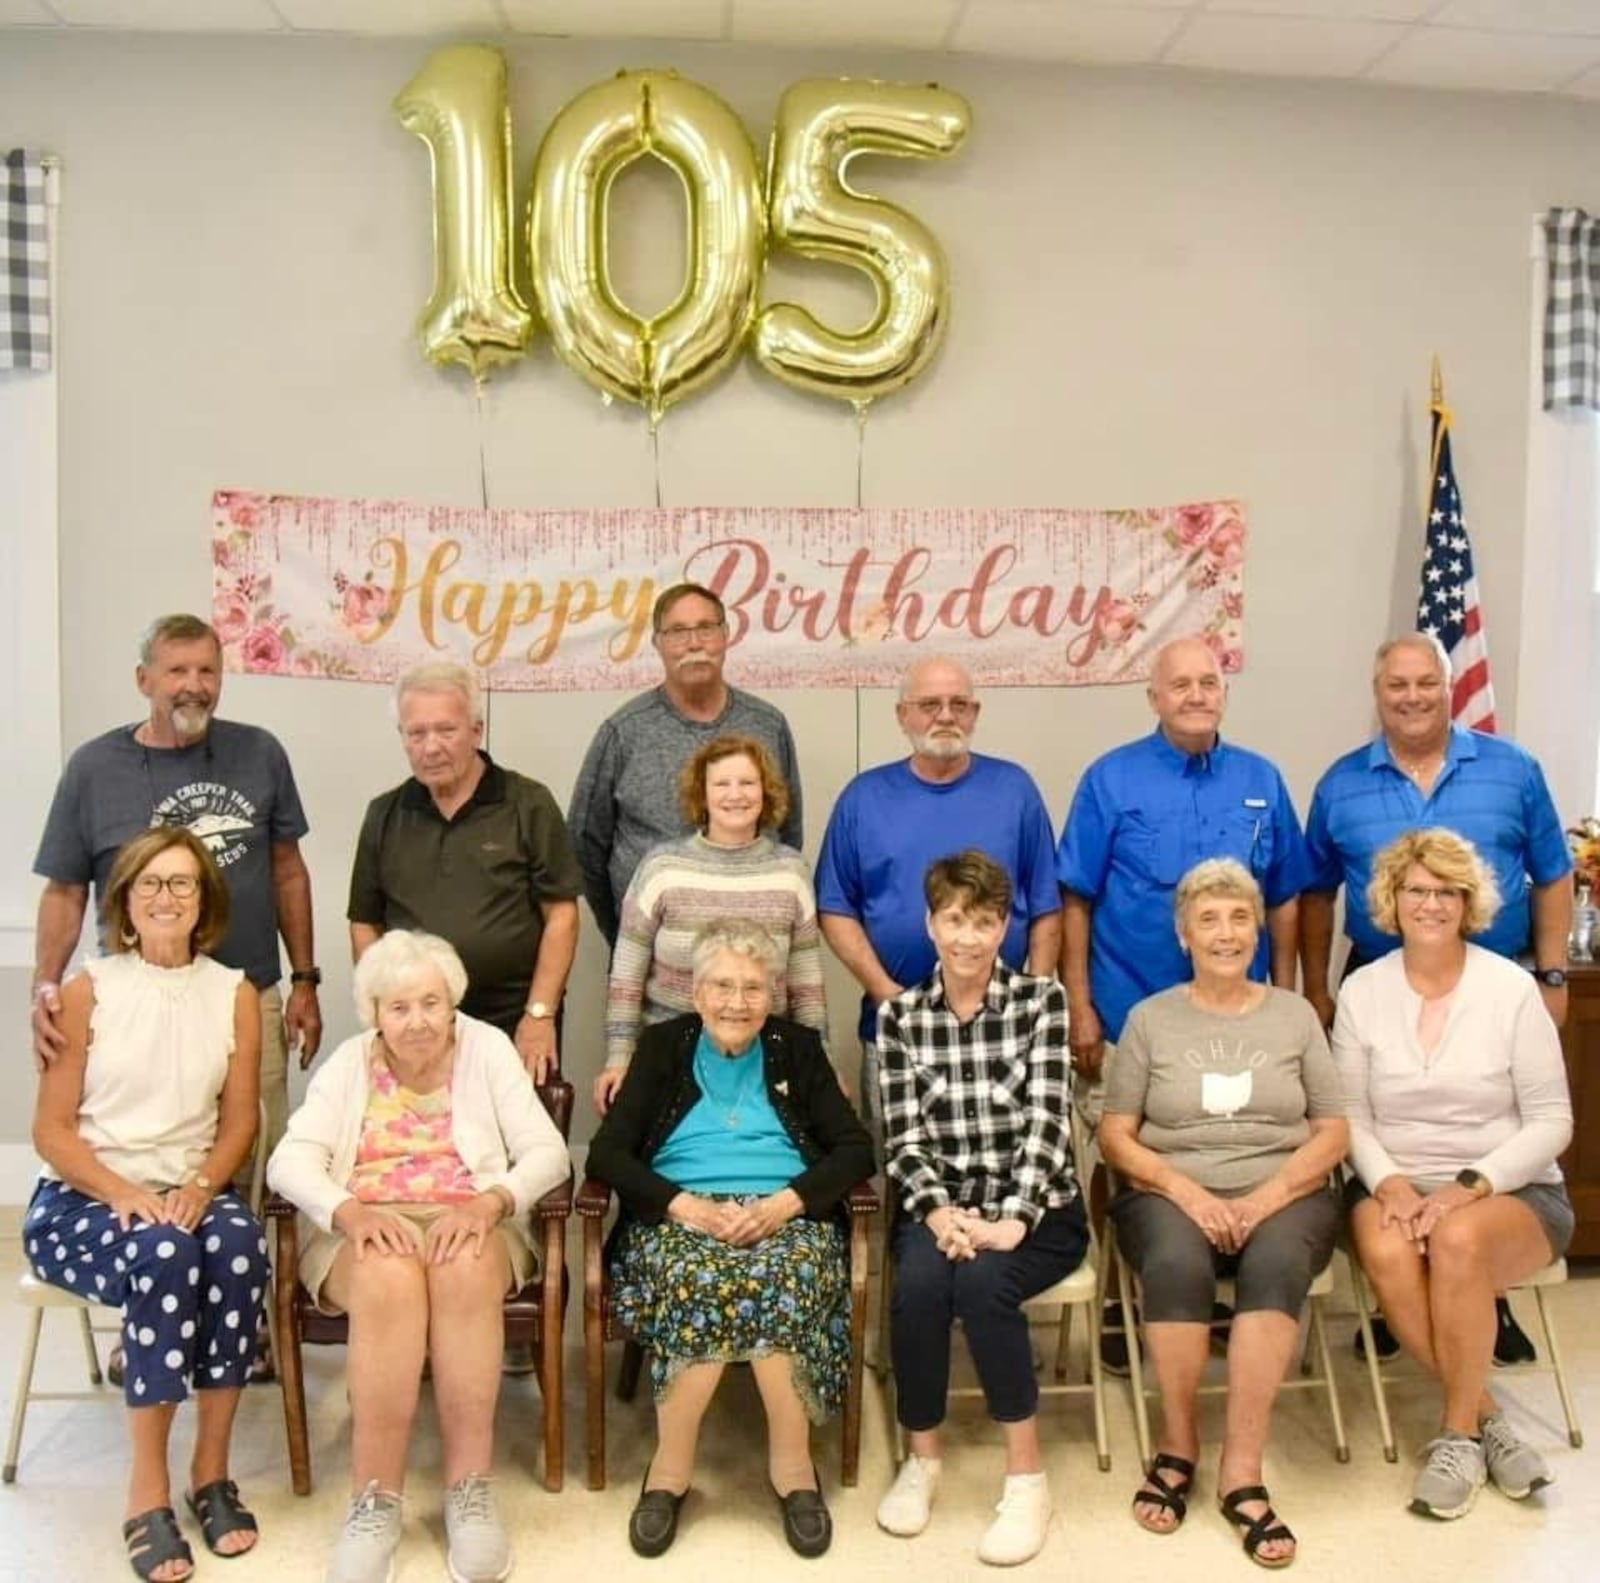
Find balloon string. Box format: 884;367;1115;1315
854;400;868;509
652;422;663;509
474;378;490;512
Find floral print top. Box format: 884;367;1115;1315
346;1046;476;1205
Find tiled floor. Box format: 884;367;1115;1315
1;1230;1595;1582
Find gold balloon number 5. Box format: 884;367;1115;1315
395;46;971;420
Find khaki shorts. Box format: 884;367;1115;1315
299;1202;534;1316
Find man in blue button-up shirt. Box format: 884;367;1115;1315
1055;637;1311;1080
1300;633;1572;1031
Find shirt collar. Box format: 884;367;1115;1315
1366;722;1475;774
1147;726;1228;775
928;958;1016;1015
400;750;505;814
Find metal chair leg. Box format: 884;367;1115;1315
1531;1285;1584;1449
76;1305;104;1386
1307;1296;1349;1463
1347;1253;1397;1463
3;1308;48;1484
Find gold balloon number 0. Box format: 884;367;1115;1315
395;46;971;422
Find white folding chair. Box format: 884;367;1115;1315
4;1103;271;1484
1347;1250;1583;1461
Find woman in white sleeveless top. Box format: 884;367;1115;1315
27;827;265;1583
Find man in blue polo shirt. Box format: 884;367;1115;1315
1056;636;1310;1082
816;655;1062;1130
1301;632;1572;1028
1300;631;1572;1367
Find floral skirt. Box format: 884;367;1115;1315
610;1201;850;1422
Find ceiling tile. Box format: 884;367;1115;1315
1368;26;1600;91
1201;0;1434;19
1431;0;1600;34
1166;13;1403;75
730;0;962;52
950;2;1186;64
273;0;503;35
47;0;282;28
501;0;725;39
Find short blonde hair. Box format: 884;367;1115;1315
678;734;790;834
353;929;469;1027
1366;828;1500;937
1174;857;1265;931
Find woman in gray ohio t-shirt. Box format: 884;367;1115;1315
1100;859;1348;1569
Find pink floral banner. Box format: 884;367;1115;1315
211;489;1247;690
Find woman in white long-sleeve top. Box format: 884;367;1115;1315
269;929;570;1583
1332;828;1573;1524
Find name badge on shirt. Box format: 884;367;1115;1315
1243;797;1268;809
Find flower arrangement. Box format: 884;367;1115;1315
1569;817;1600;896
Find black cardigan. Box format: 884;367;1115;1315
586;1013;875;1225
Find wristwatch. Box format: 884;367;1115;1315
290;967;322;986
524;1000;553;1020
1455;1168;1491;1198
1532;967;1568;988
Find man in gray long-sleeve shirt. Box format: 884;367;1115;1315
567;581;804;947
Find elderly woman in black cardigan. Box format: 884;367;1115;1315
587;920;873;1561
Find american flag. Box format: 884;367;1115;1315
1417;399;1497;733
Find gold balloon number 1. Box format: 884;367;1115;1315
395;45;971;422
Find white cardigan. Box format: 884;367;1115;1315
268;1015;571;1251
1331;944;1571;1194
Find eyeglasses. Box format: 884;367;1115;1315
704;977;770;1005
657;621;726;647
904;696;977;719
132;873;200;900
1400;884;1462;907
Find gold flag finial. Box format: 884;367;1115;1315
1431;354;1443;406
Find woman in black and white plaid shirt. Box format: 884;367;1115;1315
874;850;1087;1569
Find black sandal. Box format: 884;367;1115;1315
1132;1452;1195;1533
122;1506;194;1582
1219;1484;1297;1569
185;1478;259;1557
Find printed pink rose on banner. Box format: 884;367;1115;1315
339;581;392;635
1206;513;1247;570
1172;503;1216;547
242;624;288;674
1095;597;1142;648
213;586;253;646
1205;632;1244;674
217;490;268;532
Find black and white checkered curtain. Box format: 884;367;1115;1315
1;149;52;372
1543;207;1600;413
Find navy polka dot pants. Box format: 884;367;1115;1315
25;1179;269;1407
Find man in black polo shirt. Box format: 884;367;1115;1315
348;661;582;1082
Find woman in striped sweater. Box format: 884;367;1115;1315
594;734;827;1115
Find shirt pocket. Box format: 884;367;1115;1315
1228;809;1276;880
1118;810;1182;886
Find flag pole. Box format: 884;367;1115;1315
1427;357;1449;514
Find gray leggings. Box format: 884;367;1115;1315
1111;1184;1340;1323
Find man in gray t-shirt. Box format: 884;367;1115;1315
567;581;803;947
31;614;322;1159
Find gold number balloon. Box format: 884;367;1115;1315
528;70;765;426
753;79;971;405
394;44;533;382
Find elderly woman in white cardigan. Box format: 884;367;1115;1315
269;929;569;1583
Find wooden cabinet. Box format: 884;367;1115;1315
1559;963;1600;1256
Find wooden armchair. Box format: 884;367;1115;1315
267;1078;575;1495
577;1174;879;1491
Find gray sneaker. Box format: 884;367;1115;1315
1480;1412;1554;1500
1410;1432;1487;1520
445;1473;512;1583
326;1481;402;1583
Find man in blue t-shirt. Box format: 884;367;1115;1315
1055;636;1311;1081
815;656;1062;1126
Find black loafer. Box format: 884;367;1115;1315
629;1484;686;1558
772;1479;832;1558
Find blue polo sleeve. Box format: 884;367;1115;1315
1302;773;1343;893
1521;755;1574;887
1261;772;1313;908
1055;764;1114;900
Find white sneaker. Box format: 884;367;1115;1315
876;1454;942;1537
977;1473;1051;1567
326;1481;402;1583
444;1473;512;1582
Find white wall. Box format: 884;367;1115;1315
2;32;1597;1174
